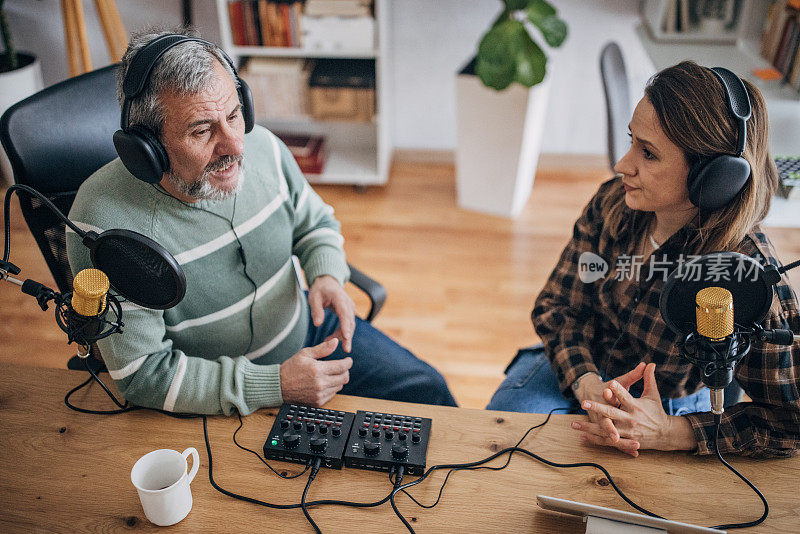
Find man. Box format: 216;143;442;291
67;29;456;415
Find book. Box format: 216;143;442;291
679;0;691;33
304;0;372;17
301;15;375;51
780;18;800;79
790;32;800;89
242;0;259;46
774;16;792;65
228;1;247;46
240;58;311;120
663;0;677;33
275;132;327;175
764;1;792;64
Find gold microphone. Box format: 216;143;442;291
72;268;110;316
695;287;734;415
69;269;110;346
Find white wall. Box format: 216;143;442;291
6;0;654;155
389;0;654;154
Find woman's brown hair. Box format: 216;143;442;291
604;61;779;253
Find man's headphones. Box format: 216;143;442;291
686;67;752;210
113;34;255;184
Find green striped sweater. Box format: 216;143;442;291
66;125;349;415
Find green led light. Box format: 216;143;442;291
271;439;278;446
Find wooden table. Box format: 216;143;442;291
1;363;798;533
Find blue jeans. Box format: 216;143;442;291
486;345;711;415
305;308;458;407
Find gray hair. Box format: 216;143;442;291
117;28;239;139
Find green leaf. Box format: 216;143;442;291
513;31;546;87
524;0;556;22
489;8;511;30
503;0;529;11
532;15;568;48
476;54;516;91
476;19;525;90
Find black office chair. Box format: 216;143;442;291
599;42;631;172
0;64;386;370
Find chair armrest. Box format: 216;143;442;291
347;263;386;323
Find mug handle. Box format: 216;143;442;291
182;447;199;484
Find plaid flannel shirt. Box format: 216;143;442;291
533;177;800;458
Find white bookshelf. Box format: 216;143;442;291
636;1;800;158
636;0;800;227
215;0;391;186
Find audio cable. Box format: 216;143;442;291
64;356;137;415
63;373;769;531
232;411;311;480
389;414;767;532
301;457;324;533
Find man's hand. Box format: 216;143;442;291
280;338;352;407
308;275;356;353
572;363;646;456
572;363;696;456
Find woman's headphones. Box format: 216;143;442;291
685;66;752;210
113;34;255;184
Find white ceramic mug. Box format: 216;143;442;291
130;447;199;526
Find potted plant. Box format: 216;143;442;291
0;0;44;186
456;0;567;218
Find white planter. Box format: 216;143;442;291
455;72;550;218
0;53;44;186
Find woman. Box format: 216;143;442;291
487;61;799;459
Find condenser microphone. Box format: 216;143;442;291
660;251;800;414
694;287;739;414
67;268;111;344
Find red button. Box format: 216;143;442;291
374;424;380;428
286;415;293;420
363;422;369;427
413;428;420;433
335;422;342;426
393;426;399;431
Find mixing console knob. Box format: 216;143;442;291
412;433;421;444
319;425;328;434
391;443;408;460
283;432;300;449
332;427;341;437
306;423;316;433
310;437;328;453
359;427;367;437
280;419;289;429
363;440;381;456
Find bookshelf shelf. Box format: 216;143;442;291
216;0;391;186
230;45;379;59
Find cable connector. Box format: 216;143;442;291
394;465;405;487
309;456;323;482
0;260;21;276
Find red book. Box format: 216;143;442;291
281;4;292;48
276;133;327;174
228;1;247;46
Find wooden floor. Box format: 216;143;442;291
2;160;799;408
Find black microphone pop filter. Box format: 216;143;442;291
660;252;774;336
83;229;186;309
